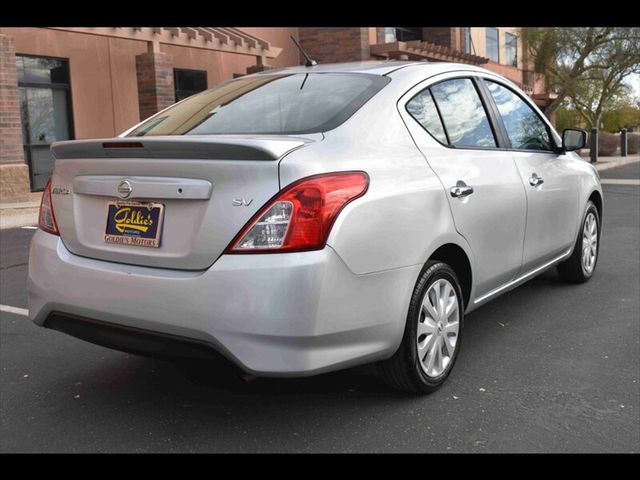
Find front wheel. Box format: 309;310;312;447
557;200;600;283
377;261;464;394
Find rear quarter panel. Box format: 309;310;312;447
278;84;475;280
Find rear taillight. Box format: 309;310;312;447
226;171;369;253
38;178;59;235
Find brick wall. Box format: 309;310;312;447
0;34;24;166
421;28;456;49
0;33;31;201
298;28;370;64
135;51;175;121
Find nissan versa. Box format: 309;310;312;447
27;61;602;393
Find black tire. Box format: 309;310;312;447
377;260;464;394
557;201;600;284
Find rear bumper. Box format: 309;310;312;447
28;231;420;377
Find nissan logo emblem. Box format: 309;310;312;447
117;180;132;198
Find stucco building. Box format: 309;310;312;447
0;26;552;201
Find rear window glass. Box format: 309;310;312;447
128;73;390;137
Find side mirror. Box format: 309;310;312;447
562;128;587;152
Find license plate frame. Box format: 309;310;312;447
104;200;165;248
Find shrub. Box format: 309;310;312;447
627;133;639;155
598;132;618;156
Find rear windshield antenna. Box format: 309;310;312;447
290;35;317;67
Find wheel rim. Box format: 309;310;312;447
581;212;598;274
416;278;460;378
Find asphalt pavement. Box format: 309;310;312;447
1;165;638;453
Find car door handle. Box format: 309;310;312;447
529;173;544;187
450;182;474;198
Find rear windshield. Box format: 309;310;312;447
127;73;390;137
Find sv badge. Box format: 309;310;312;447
232;198;253;206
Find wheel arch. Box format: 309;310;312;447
588;189;603;223
428;243;472;311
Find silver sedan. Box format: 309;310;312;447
28;61;602;393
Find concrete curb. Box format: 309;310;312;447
593;157;640;172
0;212;38;230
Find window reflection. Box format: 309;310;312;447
430;78;496;148
129;73;390;136
484;80;552;151
406;89;448;144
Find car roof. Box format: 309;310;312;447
252;60;491;77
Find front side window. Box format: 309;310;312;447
429;78;497;148
505;33;518;67
484;80;552;151
486;28;499;62
128;73;390;136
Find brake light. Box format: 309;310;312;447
38;178;59;235
226;171;369;253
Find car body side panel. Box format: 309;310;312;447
395;71;528;299
512;151;581;272
278;81;472;280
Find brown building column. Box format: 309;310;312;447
0;33;31;202
298;28;370;64
421;28;458;50
135;46;175;122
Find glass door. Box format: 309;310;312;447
17;55;74;191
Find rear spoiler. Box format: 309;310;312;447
50;135;314;161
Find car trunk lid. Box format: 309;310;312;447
49;135;316;270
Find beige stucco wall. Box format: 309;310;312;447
0;27;299;140
0;27;148;139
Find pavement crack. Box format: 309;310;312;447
0;262;28;270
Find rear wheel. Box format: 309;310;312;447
557;201;600;283
378;261;464;394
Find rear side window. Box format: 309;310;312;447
484;80;552;151
406;89;448;145
430;78;496;148
128;73;390;136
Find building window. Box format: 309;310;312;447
486;28;499;63
505;32;518;67
462;28;473;54
17;55;74;191
173;69;208;101
383;28;397;43
395;28;422;42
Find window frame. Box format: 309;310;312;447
485;27;500;63
173;68;208;102
399;71;562;154
462;28;472;54
404;76;505;151
16;53;75;191
505;32;518;67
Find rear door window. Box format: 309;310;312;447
430;78;497;148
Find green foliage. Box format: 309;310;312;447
555;105;584;132
522;27;640;123
602;104;640;132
